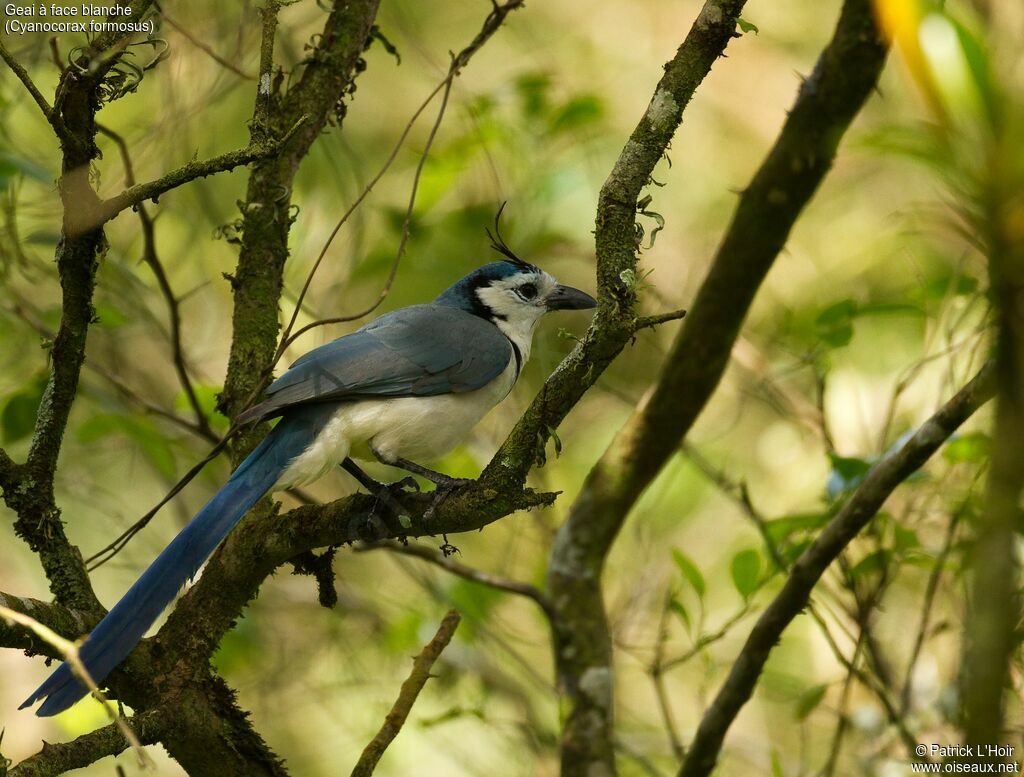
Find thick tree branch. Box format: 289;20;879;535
679;362;995;777
350;611;461;777
479;0;747;497
0;591;93;657
217;0;381;439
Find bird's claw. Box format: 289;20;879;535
423;477;473;521
391;476;420;493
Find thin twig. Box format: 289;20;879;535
88;116;306;229
359;541;555;621
350;610;461;777
900;504;964;714
0;606;154;770
97;123;213;436
633;309;687;332
0;41;66;138
650;591;685;760
161;10;256;80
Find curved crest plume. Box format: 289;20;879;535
486;202;539;271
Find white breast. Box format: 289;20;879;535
275;357;518;489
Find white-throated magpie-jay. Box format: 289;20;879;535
21;241;595;716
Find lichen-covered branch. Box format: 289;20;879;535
0;591;93;658
678;362;995;777
544;3;887;773
350;610;461;777
8;712;163;777
218;0;382;433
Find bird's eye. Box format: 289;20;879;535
518;283;538;300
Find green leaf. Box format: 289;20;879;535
815;299;858;348
893;523;920;552
77;413;176;477
771;751;786;777
795;684;827;720
737;17;759;34
672;549;705;598
669;597;691;633
850;549;889;579
92;302;127;328
765;513;830;544
1;386;44;443
549;95;604;134
826;453;873;501
174;384;229;431
943;431;989;463
730;549;760;600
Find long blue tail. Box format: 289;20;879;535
20;409;325;717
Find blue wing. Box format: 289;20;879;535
238;305;513;423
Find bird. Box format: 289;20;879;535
20;230;596;717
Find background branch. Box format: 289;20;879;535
350;610;461;777
678;361;995;777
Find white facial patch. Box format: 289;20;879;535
475;270;558;361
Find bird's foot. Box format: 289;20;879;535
371;477;421;519
423;476;473;521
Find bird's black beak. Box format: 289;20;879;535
547;284;597;311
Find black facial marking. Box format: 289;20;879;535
469;276;506;322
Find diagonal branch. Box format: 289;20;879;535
0;40;66;138
678;362;995;777
350;610;461;777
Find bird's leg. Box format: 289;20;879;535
340;458;418;518
385;457;472;489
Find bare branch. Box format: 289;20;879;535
161;10;256;80
350;610;461;777
358;541;555;620
0;40;64;138
678;361;995;777
97;123;213;436
545;2;889;771
88;119;306;230
633;309;687;332
0;591;93;657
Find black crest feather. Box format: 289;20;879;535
486;202;537;271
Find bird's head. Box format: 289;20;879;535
435;223;596;333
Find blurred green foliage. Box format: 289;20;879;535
0;0;1021;775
